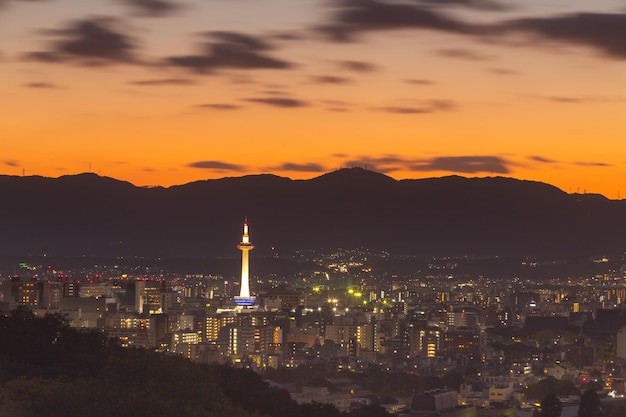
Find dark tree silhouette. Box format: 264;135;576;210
578;389;603;417
442;370;465;391
540;393;562;417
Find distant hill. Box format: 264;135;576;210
1;168;625;258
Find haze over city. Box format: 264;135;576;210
2;0;626;198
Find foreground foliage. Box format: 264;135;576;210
0;309;387;417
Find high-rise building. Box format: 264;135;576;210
234;219;256;307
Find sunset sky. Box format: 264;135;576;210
2;0;625;198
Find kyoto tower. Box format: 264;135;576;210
234;218;256;307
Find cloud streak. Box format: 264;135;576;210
24;17;139;66
336;60;378;72
501;13;626;59
22;82;61;89
116;0;183;17
128;78;195;86
188;161;245;170
417;0;511;12
320;0;476;41
272;162;327;172
195;103;242;110
435;48;493;61
375;99;457;114
341;154;512;174
3;159;20;167
166;31;292;73
245;97;308;108
310;75;353;84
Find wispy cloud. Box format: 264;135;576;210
435;48;493;61
116;0;183;17
245;97;308;108
341;154;512;174
411;155;511;174
488;67;519;76
319;0;477;42
2;159;20;167
310;75;353;84
501;13;626;59
24;17;139;66
404;79;436;85
540;95;622;104
128;78;195;86
529;155;558;164
574;161;612;167
195;103;242;110
335;60;378;72
417;0;511;12
272;162;327;172
188;160;245;170
22;82;61;89
375;99;457;114
166;31;292;73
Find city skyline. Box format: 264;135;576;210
2;0;626;198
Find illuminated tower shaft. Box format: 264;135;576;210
237;219;254;298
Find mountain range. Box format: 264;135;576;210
1;168;625;258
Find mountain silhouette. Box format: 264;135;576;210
1;168;625;258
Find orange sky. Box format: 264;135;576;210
2;0;626;198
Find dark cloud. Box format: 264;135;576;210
188;161;244;170
417;0;510;12
336;60;378;72
273;163;326;172
376;99;456;114
116;0;182;17
245;97;308;108
411;155;510;174
320;0;476;41
166;31;292;73
195;103;242;110
527;156;610;168
529;155;558;164
24;17;138;66
22;82;60;89
310;75;352;84
503;13;626;59
405;78;435;85
435;48;493;61
574;161;612;167
377;106;431;114
343;155;408;173
342;154;511;174
128;78;195;86
3;160;20;167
